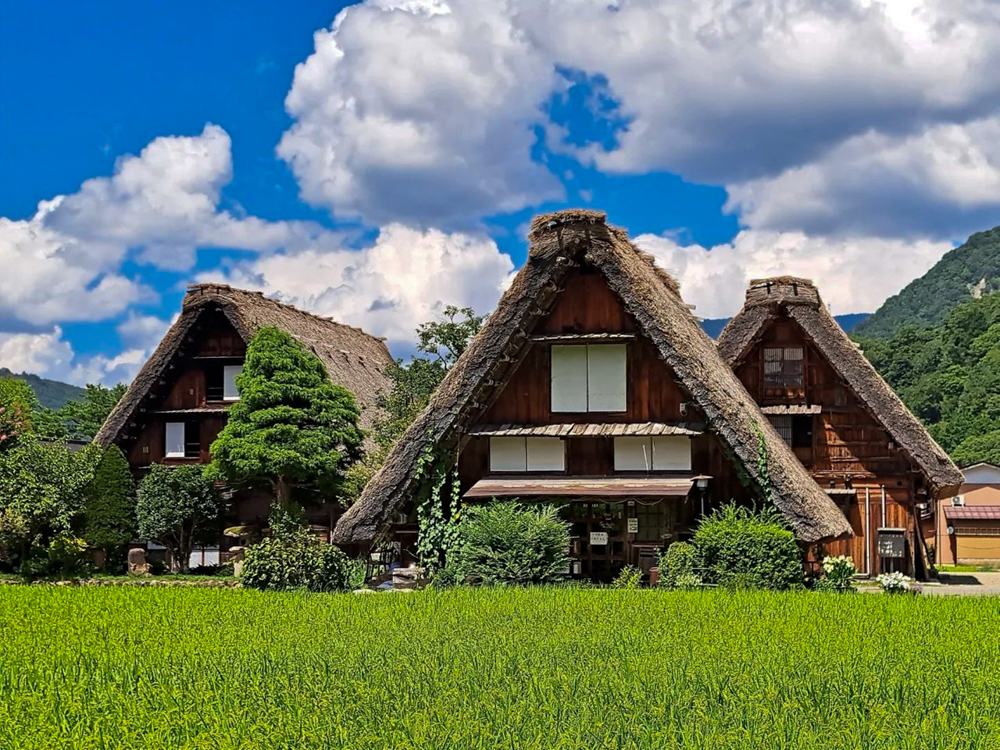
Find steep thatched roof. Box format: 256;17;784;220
334;211;850;545
95;284;394;447
717;276;963;495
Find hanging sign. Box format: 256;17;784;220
627;518;639;534
589;531;609;546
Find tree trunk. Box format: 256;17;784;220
270;476;299;536
176;527;190;573
276;476;293;510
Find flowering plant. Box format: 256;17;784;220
876;571;915;594
818;555;856;591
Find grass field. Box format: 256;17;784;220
2;587;1000;749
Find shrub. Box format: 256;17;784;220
673;572;704;590
240;527;352;592
82;446;136;563
446;501;570;586
658;542;699;588
612;565;642;589
694;504;803;591
18;535;91;580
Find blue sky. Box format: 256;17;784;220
2;0;998;385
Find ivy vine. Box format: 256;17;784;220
752;418;773;505
413;443;463;572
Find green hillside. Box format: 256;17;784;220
0;368;85;410
854;225;1000;338
857;290;1000;466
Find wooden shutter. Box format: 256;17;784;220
490;437;527;472
223;365;242;401
526;438;565;472
551;345;588;412
766;415;793;446
652;436;691;471
165;422;185;458
586;345;626;412
614;437;652;471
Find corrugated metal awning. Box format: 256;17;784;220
464;476;695;498
760;404;822;415
468;422;704;438
946;506;1000;520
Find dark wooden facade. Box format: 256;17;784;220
120;309;342;550
453;267;757;581
732;316;922;576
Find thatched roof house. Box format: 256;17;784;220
717;276;963;496
334;210;851;546
95;283;394;448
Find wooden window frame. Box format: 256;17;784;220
763;346;805;390
550;344;627;414
766;414;812;449
223;364;242;402
489;437;566;473
613;436;692;472
165;422;185;458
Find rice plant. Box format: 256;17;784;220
0;587;998;749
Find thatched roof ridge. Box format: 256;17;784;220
334;210;850;545
94;284;393;447
717;277;963;495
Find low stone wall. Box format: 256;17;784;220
0;577;240;588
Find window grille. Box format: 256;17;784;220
763;346;804;388
766;415;793;446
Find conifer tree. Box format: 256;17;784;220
207;327;363;518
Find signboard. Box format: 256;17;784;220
627;518;639;534
589;531;609;546
877;529;906;559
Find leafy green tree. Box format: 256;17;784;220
951;431;1000;467
372;306;484;450
207;327;363;515
0;378;35;452
82;446;136;565
136;465;224;572
0;439;100;562
693;504;803;591
57;384;127;441
857;290;1000;465
342;306;484;506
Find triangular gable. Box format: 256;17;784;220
95;284;393;448
334;211;851;545
718;277;963;495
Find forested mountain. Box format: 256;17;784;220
854;225;1000;339
857;291;1000;467
701;313;869;340
0;368;85;410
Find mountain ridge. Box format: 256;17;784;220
700;313;870;340
0;367;86;410
854;225;1000;338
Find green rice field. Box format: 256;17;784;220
2;587;999;749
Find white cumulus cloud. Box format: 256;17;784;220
279;0;1000;235
278;0;563;227
205;224;515;351
636;230;952;319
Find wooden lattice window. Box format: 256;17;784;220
766;415;812;449
763;346;804;388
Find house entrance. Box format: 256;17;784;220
560;498;681;582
